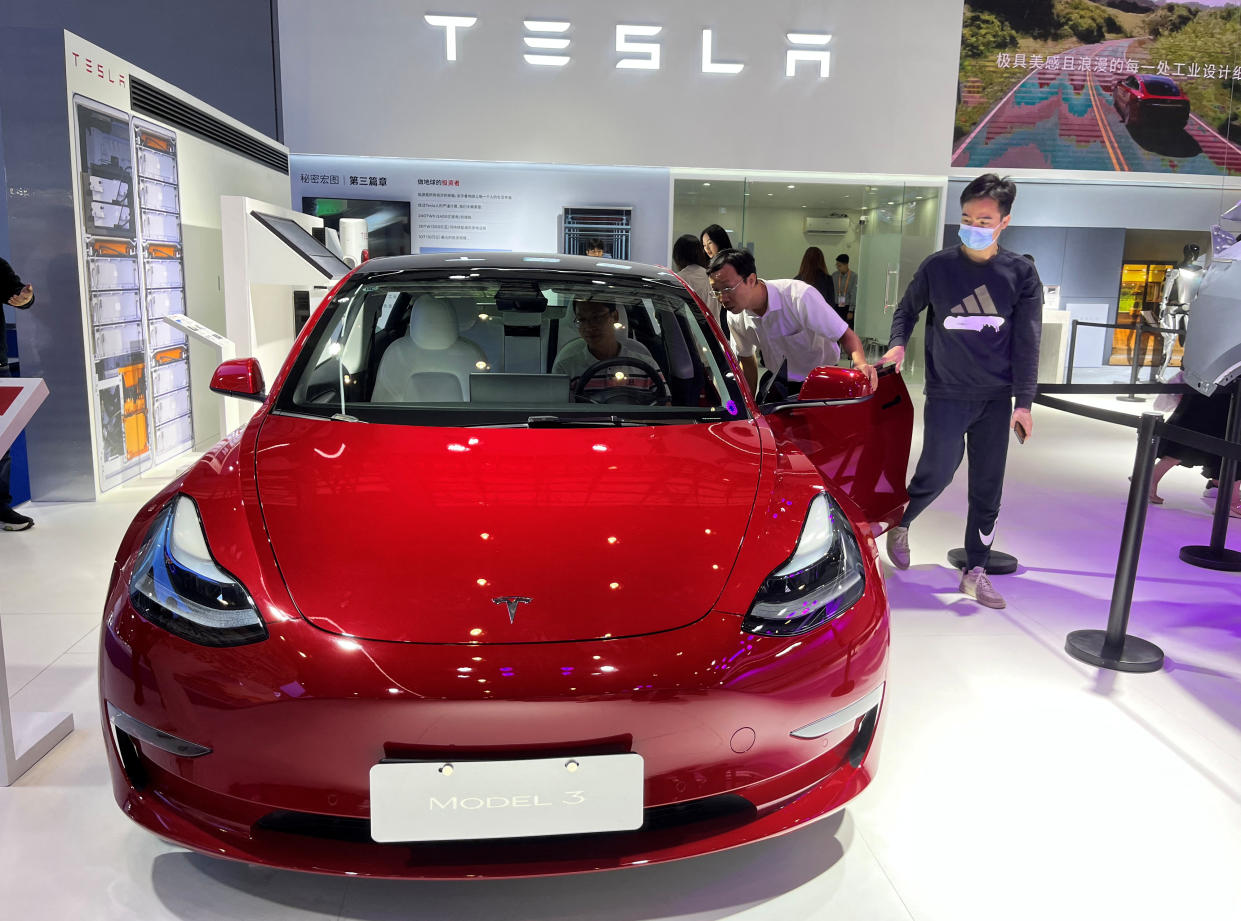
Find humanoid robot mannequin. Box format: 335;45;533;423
1155;242;1205;380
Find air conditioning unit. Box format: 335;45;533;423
804;217;850;235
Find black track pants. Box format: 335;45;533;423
899;397;1012;570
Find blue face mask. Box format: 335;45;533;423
958;224;997;251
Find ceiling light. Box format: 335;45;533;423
703;182;711;187
787;184;796;189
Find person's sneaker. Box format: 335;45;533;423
960;566;1005;609
885;526;910;570
0;507;33;531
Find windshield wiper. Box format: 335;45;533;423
526;414;637;428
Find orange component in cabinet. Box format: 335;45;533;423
123;411;149;460
145;243;180;260
137;131;172;153
91;239;134;257
118;362;148;415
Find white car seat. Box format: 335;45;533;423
372;295;486;402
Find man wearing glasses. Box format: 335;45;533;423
552;295;659;395
707;248;875;396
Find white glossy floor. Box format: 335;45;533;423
2;392;1240;921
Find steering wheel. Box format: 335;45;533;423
574;357;669;405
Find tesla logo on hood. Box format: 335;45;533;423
492;596;532;624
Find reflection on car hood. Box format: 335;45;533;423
254;414;764;643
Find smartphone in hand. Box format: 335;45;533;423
1013;420;1027;444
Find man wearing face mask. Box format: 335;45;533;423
879;174;1042;609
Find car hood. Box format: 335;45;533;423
253;413;764;643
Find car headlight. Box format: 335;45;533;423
742;492;866;637
128;495;267;646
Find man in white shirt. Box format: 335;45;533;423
707;248;875;395
552;295;661;398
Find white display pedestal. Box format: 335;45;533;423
1040;308;1071;384
0;377;74;786
161;314;238;436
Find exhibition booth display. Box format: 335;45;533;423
61;34;292;497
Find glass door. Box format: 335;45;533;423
854;184;942;382
671;174;943;382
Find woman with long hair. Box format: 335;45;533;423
673;234;725;336
700;224;732;260
795;246;836;309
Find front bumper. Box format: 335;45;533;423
100;595;888;878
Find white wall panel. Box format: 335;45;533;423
278;0;964;175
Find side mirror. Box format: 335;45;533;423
798;366;872;402
210;358;266;402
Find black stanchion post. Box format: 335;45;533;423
1066;320;1078;386
1065;411;1165;672
1180;385;1241;571
1118;319;1146;403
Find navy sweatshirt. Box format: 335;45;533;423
888;246;1042;409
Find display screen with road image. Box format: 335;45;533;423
952;0;1241;176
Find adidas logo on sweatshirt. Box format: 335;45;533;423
944;285;1006;332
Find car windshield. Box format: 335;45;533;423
276;267;748;426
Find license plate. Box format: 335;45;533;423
369;753;645;842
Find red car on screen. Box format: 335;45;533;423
99;253;912;878
1113;73;1191;129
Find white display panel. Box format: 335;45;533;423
69;96;196;489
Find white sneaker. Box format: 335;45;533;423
885;526;910;570
960;566;1005;609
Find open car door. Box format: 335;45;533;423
762;364;913;535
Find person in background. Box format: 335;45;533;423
708;248;876;396
795;246;836;309
880;173;1042;610
701;224;732;260
584;238;606;258
832;253;858;327
672;234;725;334
1146;384;1240;517
0;256;35;531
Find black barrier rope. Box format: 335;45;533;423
1031;381;1241;672
1064;318;1180;401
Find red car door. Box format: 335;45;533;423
762;365;913;535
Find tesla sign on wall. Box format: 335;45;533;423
277;0;964;175
952;0;1241;177
422;15;832;76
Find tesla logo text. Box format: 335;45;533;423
423;16;831;77
69;52;127;86
429;792;585;810
492;595;532;623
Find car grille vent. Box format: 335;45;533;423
256;810;372;844
129;78;288;174
254;793;757;846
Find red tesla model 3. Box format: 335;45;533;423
99;254;912;878
1113;73;1191;130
